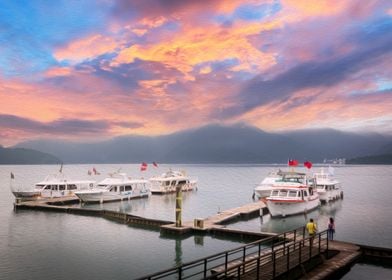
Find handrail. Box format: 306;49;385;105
136;226;317;280
206;230;329;279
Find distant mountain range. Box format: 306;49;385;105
0;145;61;164
346;154;392;164
10;123;392;164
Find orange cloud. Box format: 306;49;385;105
199;66;212;74
281;0;349;17
54;34;119;63
242;81;392;133
113;20;282;78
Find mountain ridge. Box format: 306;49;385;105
13;123;392;164
0;145;61;164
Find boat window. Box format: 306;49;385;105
171;181;177;186
68;184;77;190
271;190;279;196
59;185;66;191
279;190;288;197
165;181;171;186
110;186;117;192
288;190;298;197
304;190;308;197
124;185;133;191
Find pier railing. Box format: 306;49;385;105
137;226;329;280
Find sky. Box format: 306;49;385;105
0;0;391;146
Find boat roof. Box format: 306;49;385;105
271;186;310;191
149;170;189;181
98;173;148;185
280;171;306;176
35;173;95;185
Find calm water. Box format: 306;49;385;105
1;164;391;279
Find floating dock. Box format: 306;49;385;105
161;200;269;235
15;197;270;239
14;196;392;279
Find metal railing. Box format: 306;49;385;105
136;227;329;280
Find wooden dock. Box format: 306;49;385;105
298;241;361;280
161;200;268;235
14;196;173;228
13;196;392;279
138;230;385;280
14;197;269;238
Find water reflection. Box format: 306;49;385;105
175;239;183;266
230;199;344;234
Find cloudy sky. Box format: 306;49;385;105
0;0;391;146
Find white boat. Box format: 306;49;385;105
74;173;150;203
149;170;197;194
314;167;343;202
253;170;283;199
11;172;95;199
265;171;320;217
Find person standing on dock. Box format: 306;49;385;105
306;218;317;246
327;217;335;240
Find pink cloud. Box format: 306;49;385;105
54;34;119;63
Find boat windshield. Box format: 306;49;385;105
271;189;299;198
96;184;109;190
34;184;47;190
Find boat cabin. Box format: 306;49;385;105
270;188;313;200
35;183;79;191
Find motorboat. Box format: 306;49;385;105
10;172;95;199
74;173;150;203
149;169;197;194
265;171;320;217
314;167;343;202
253;170;283;199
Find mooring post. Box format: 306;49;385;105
175;183;183;227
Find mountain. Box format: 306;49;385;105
346;154;392;164
280;129;391;161
0;145;61;164
14;124;392;164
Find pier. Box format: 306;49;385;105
14;197;173;228
14;197;270;238
13;196;392;279
161;200;269;235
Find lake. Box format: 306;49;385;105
1;164;391;279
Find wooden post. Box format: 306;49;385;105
175;183;182;227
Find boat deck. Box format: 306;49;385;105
161;200;268;234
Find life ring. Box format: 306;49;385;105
89;183;93;188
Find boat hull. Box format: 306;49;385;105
317;189;344;202
266;198;320;217
254;187;273;199
150;182;197;194
75;190;150;203
12;191;41;198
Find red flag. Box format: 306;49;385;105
288;159;299;166
304;161;313;169
152;161;158;167
140;162;148;171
